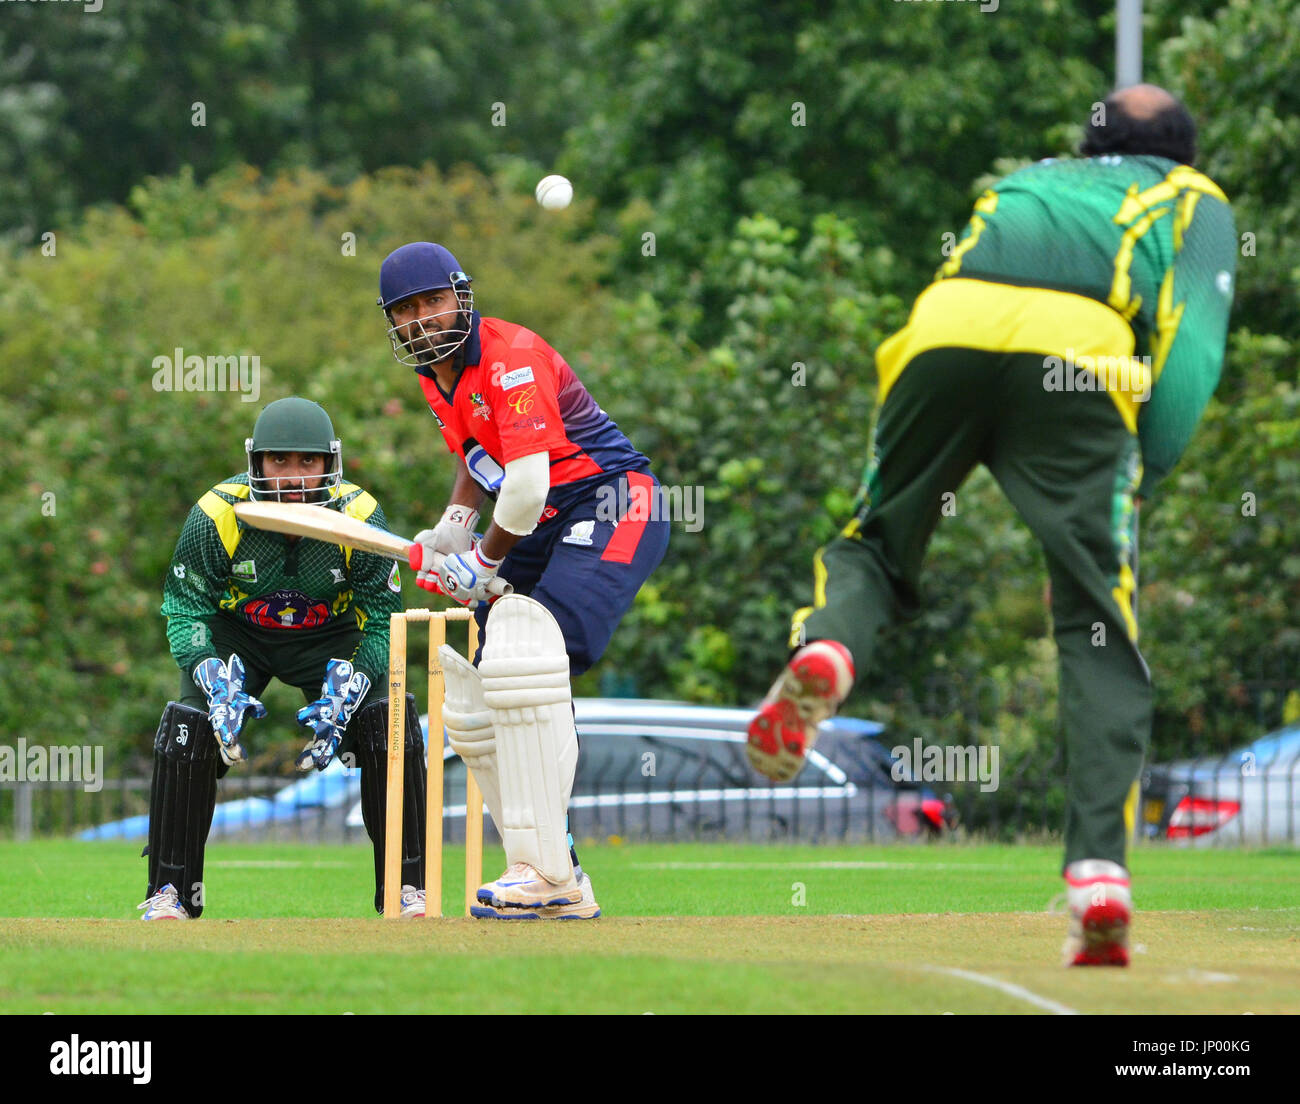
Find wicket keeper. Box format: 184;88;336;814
139;397;430;919
377;242;670;919
748;85;1237;965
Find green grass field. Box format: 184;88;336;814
2;840;1297;1014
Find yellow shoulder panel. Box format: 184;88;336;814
198;492;242;558
342;490;379;524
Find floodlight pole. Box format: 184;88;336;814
1116;0;1143;88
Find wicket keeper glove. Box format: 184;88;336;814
412;505;479;594
438;543;502;609
193;654;267;767
295;659;372;771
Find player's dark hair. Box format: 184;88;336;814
1080;94;1198;166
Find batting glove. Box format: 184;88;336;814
412;505;479;594
295;659;372;771
193;654;267;767
439;544;502;609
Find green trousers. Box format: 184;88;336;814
798;344;1148;869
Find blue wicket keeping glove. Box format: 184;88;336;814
438;543;502;609
295;658;372;771
193;654;267;767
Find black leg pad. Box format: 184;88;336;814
146;702;219;918
354;695;427;913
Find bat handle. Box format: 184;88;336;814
406;545;514;598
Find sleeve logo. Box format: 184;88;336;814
500;366;535;389
507;385;538;415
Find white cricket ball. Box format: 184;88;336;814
535;174;573;210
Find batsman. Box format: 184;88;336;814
140;397;431;920
377;241;670;919
748;85;1237;965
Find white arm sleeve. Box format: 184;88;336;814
492;452;551;536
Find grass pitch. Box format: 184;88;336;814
1;840;1296;1014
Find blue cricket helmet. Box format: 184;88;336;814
378;242;472;309
378;242;475;367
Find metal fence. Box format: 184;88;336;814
5;671;1300;847
5;740;1300;848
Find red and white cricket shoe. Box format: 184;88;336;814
747;640;855;782
1063;859;1132;966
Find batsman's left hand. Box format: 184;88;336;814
295;658;372;771
439;544;502;609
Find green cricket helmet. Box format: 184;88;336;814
245;397;343;502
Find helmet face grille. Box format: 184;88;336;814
246;440;344;503
384;285;474;368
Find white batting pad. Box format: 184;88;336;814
479;595;578;883
439;645;503;836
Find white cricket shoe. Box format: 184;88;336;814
538;872;601;919
477;861;583;910
471;873;601;920
1062;859;1132;967
399;885;426;919
137;883;191;921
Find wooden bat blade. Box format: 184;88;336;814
232;500;514;597
233;501;413;561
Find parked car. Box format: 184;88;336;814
345;698;951;843
1140;723;1300;845
82;699;951;843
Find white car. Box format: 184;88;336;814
1141;723;1300;845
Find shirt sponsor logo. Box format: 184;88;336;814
387;563;401;593
510;416;547;432
562;520;596;547
244;589;331;630
232;559;257;582
506;385;538;415
501;366;535;390
470;392;491;420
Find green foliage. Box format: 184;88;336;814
1158;0;1300;343
565;0;1108;332
0;164;612;761
1143;335;1300;751
583;212;904;702
4;2;1299;788
0;0;590;243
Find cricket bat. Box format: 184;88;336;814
233;501;512;596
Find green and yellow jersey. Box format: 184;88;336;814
931;154;1237;498
161;474;402;686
